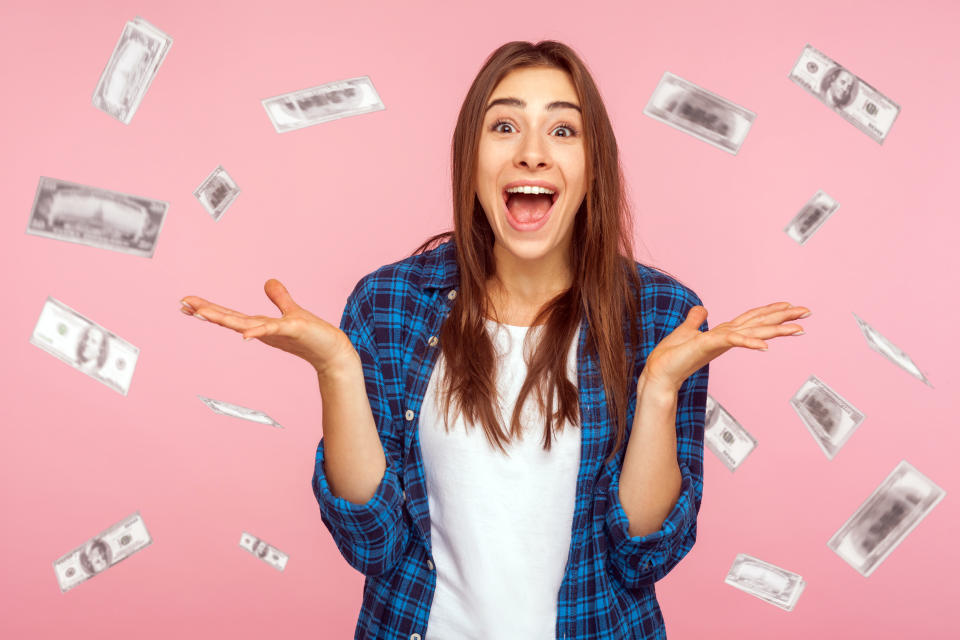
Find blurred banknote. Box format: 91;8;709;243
26;176;168;258
643;71;756;154
239;532;288;571
724;553;806;611
92;16;172;124
852;313;932;387
194;165;240;221
262;76;385;133
30;297;139;395
789;375;865;460
54;511;152;593
784;190;840;246
788;44;900;144
198;395;283;428
704;394;758;471
828;460;945;577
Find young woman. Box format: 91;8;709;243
180;41;810;640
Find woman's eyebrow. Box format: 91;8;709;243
485;97;581;112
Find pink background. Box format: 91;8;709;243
2;0;958;637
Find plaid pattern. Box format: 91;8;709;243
313;240;708;639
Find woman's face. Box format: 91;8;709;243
476;66;586;264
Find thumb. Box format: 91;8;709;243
687;305;707;323
264;278;300;315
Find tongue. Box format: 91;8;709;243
507;193;552;223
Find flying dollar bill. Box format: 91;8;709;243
852;313;932;387
26;176;168;258
198;395;283;428
828;460;945;577
239;532;288;571
92;16;172;124
261;76;385;133
54;511;152;593
788;44;900;144
704;394;758;472
724;553;806;611
193;165;240;221
789;375;865;460
784;190;840;246
643;71;756;155
30;297;139;395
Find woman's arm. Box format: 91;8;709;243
317;353;387;505
619;373;684;538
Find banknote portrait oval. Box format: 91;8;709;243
820;67;859;109
76;325;110;370
79;538;112;575
102;37;153;112
253;539;270;558
851;487;922;555
665;90;734;139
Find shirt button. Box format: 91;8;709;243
447;289;457;300
427;335;438;347
402;489;406;502
427;559;434;571
405;409;414;421
410;635;422;640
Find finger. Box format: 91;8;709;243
190;306;266;332
264;279;300;315
180;296;247;318
733;323;805;340
728;301;792;327
726;331;769;350
240;320;283;341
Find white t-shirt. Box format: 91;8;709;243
419;319;582;639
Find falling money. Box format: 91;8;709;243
30;297;139;395
198;395;283;428
789;375;866;460
261;76;385;133
53;511;152;593
724;553;806;611
643;71;756;155
193;165;241;221
239;532;288;571
828;460;945;577
788;44;900;144
852;313;932;387
92;16;172;124
704;394;758;472
26;176;168;258
783;190;840;246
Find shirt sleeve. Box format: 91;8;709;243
604;289;708;590
311;274;410;578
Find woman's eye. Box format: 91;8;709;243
492;120;514;134
554;125;575;137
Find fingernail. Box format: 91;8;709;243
243;336;253;341
179;306;194;316
793;329;805;335
180;300;195;312
193;313;208;321
798;311;811;318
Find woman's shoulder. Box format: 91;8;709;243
348;240;455;307
630;259;705;337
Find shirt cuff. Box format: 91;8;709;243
312;437;404;540
605;459;697;565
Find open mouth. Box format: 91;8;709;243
502;188;558;231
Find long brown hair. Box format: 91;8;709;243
411;40;673;466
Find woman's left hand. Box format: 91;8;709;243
642;301;811;393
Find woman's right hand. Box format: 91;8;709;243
180;278;359;375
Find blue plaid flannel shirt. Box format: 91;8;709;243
312;240;708;639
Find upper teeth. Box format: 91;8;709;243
506;185;555;195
